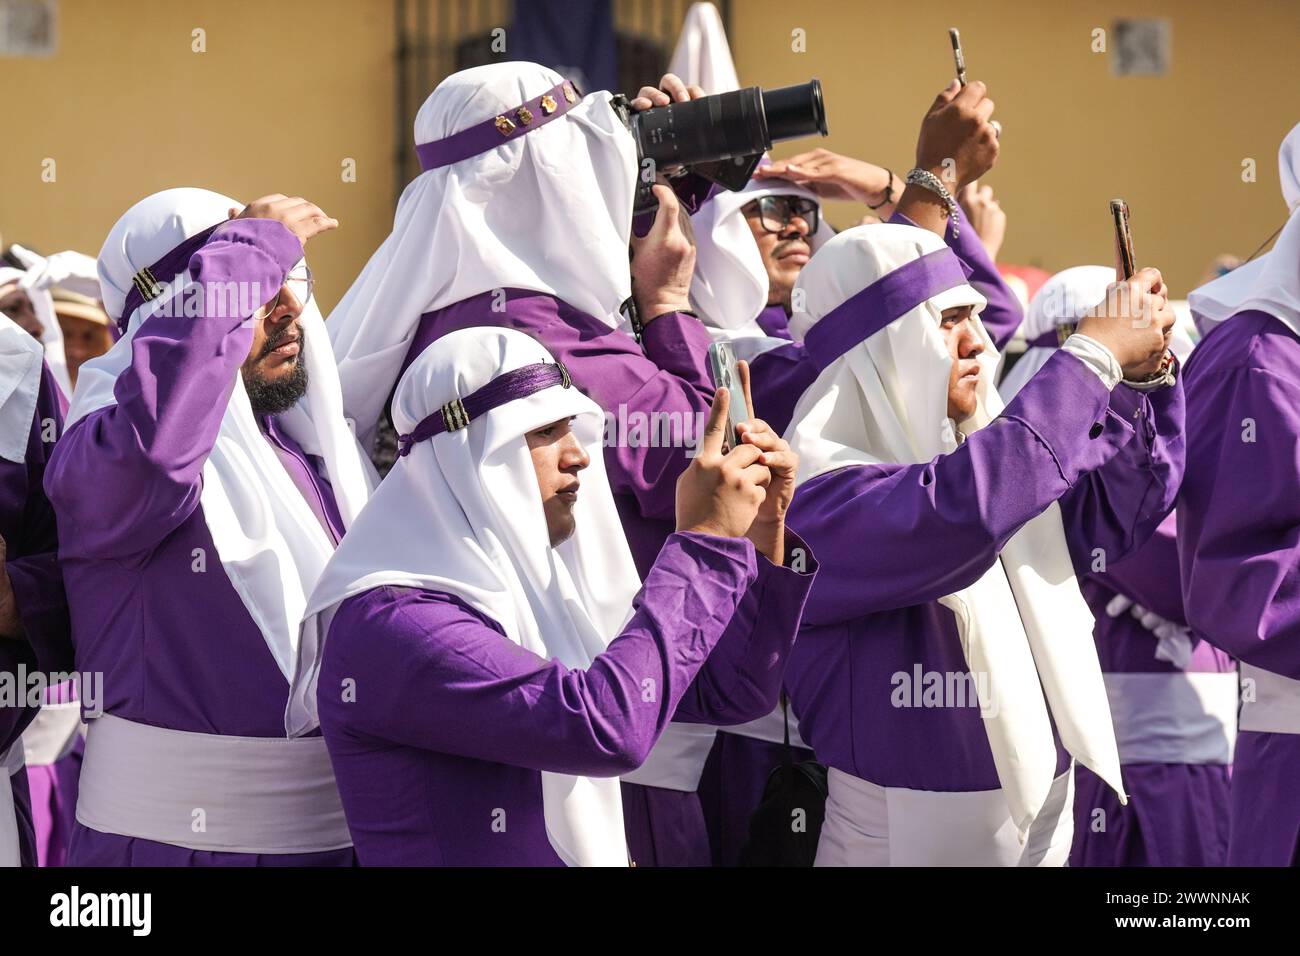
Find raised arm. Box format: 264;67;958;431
788;349;1138;626
672;531;817;724
320;533;759;777
1059;377;1185;575
45;218;304;560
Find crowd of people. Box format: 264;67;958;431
1;58;1296;868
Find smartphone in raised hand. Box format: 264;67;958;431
1111;199;1137;279
706;341;751;453
950;28;967;87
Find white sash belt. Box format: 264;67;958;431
717;704;809;750
620;722;718;792
814;766;1074;867
1103;671;1238;764
22;701;84;767
76;715;352;855
1;742;25;867
1239;664;1300;735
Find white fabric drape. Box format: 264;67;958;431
289;327;642;866
786;224;1125;835
69;188;375;681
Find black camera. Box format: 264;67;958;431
610;80;829;214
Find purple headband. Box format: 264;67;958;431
415;80;581;172
802;249;974;371
398;360;573;457
116;223;222;334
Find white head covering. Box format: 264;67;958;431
69;187;376;681
0;312;44;464
1188;121;1300;337
0;261;71;399
690;171;835;362
666;2;740;95
288;327;641;866
998;266;1114;402
326;61;639;449
786;224;1125;835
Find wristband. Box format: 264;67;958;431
867;168;896;210
904;168;961;238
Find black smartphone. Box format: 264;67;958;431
1111;199;1137;279
706;341;751;453
950;28;967;87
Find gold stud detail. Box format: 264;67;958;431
494;114;516;136
132;266;163;301
562;82;577;104
516;106;534;126
539;94;557;115
441;398;470;431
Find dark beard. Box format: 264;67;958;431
243;332;309;416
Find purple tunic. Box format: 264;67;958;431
784;350;1183;795
1177;308;1300;866
743;205;1025;440
2;361;69;867
1070;514;1234;867
405;291;721;865
45;219;355;867
317;532;816;866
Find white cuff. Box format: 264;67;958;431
1060;333;1122;390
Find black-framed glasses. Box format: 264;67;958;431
252;263;313;320
746;195;820;235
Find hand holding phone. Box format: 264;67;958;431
1111;199;1137;280
949;28;967;87
706;341;752;452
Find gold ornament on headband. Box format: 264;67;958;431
516;106;534;126
494;115;516;136
539;94;557;115
562;82;577;104
131;266;164;301
441;398;470;431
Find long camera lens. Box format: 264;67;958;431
763;80;828;141
612;78;828;206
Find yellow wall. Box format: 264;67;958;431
729;0;1300;294
2;0;1297;307
0;0;396;310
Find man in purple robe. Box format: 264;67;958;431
1178;121;1300;866
327;61;819;866
287;326;816;865
1003;266;1234;867
779;199;1181;862
44;188;374;866
689;83;1023;863
0;312;70;867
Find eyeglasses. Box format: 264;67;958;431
252;264;313;320
746;195;820;235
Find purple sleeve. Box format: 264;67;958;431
787;349;1138;626
1059;377;1185;575
673;531;818;724
747;344;820;437
321;532;760;776
890;206;1023;350
509;297;716;522
1178;364;1300;675
44;219;304;560
1091;512;1186;625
